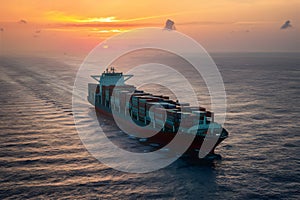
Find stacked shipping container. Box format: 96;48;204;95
97;84;215;134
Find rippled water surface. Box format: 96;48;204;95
0;53;299;199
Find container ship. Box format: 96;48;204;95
87;67;228;159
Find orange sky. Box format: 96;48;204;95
0;0;299;56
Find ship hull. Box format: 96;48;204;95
94;105;228;159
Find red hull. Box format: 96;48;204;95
95;106;227;157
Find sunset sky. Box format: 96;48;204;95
0;0;299;56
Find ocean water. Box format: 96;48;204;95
0;52;299;199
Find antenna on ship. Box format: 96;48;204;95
111;66;115;73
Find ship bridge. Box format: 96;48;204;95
91;67;133;93
91;67;133;86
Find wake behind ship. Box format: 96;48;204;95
88;67;228;159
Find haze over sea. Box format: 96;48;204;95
0;52;299;199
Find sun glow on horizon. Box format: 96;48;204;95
44;10;187;24
75;17;118;23
0;0;299;55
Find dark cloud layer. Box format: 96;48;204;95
51;20;234;30
54;22;158;28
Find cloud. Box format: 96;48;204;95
45;11;189;23
230;29;251;34
51;20;231;30
51;22;158;29
178;21;232;25
0;28;4;32
18;19;27;24
281;20;292;30
164;19;176;30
